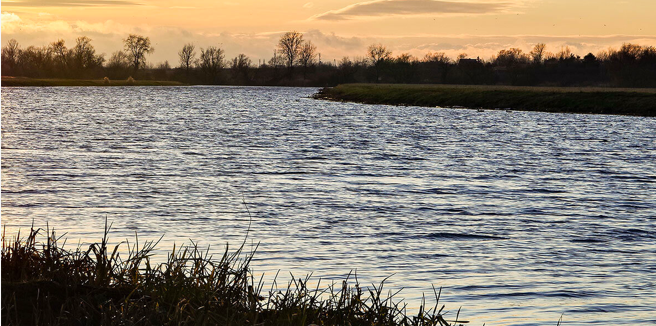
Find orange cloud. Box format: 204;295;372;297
2;0;140;7
310;0;513;21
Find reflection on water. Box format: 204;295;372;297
2;86;655;325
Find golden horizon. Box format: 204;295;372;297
2;0;655;64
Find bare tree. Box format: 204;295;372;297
268;50;285;67
367;43;392;66
298;40;317;79
494;48;529;66
154;60;171;80
124;34;153;72
231;53;252;84
530;43;547;64
2;39;20;62
266;50;286;81
396;53;415;64
424;51;451;64
555;46;576;61
107;51;130;68
337;56;358;83
49;39;68;68
18;45;53;77
231;53;251;70
393;53;417;83
72;36;103;72
278;31;304;71
178;43;196;75
198;46;225;83
423;52;452;83
157;61;171;70
106;50;131;78
367;43;391;82
2;39;21;75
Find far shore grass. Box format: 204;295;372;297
2;76;185;87
314;83;656;116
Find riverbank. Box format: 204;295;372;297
314;84;656;116
1;76;185;87
1;224;466;326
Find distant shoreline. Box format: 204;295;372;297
1;77;185;87
314;84;656;117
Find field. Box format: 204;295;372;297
314;84;656;116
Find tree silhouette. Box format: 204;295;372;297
3;34;656;88
393;53;417;83
494;48;529;67
367;43;391;82
278;31;304;72
124;34;153;73
106;50;131;79
72;37;104;76
1;39;21;74
49;39;68;72
555;46;576;61
530;43;547;64
298;41;317;79
198;46;225;83
424;52;451;83
367;43;391;66
231;53;252;84
178;43;196;77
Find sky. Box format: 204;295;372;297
2;0;655;65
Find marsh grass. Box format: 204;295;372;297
314;84;656;116
1;222;468;326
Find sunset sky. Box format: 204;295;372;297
2;0;655;65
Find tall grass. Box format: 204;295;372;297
1;222;468;326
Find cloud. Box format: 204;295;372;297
310;0;513;21
304;30;365;50
2;0;140;7
1;12;22;24
303;2;314;9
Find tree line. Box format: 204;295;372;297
2;32;655;87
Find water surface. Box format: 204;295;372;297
2;86;655;325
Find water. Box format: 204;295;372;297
2;86;655;325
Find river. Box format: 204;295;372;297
2;86;655;325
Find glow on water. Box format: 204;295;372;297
2;86;655;325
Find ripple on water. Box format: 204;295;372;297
1;86;655;326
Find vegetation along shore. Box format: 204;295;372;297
314;84;656;117
1;224;468;326
1;76;185;87
2;33;655;88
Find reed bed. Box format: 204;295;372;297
1;222;468;326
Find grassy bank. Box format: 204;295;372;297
2;77;185;87
1;223;467;326
314;84;656;116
